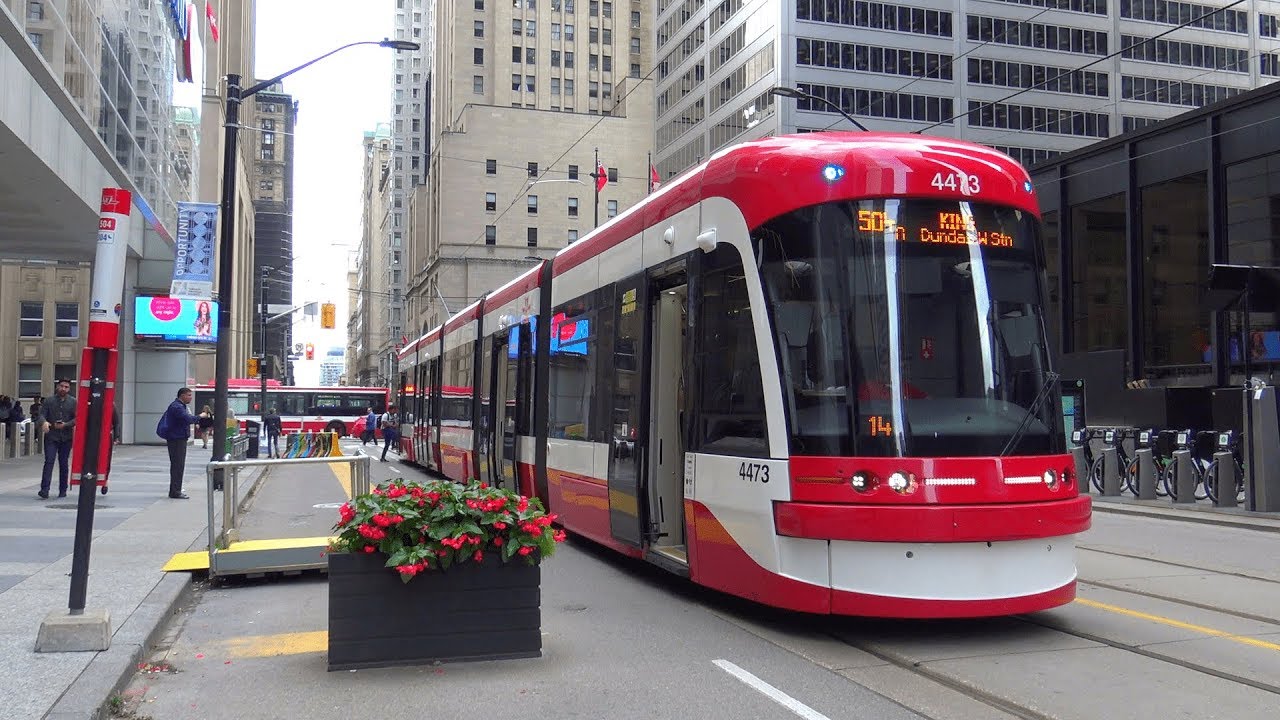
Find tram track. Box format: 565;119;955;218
1078;544;1280;585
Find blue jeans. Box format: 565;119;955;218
41;435;72;495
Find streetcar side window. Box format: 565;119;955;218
693;244;767;457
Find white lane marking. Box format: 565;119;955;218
713;659;832;720
389;467;401;474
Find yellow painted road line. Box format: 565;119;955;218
1076;597;1280;652
330;461;352;499
217;630;328;659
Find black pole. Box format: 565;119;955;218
260;266;269;418
593;147;600;229
647;151;652;196
212;73;242;482
1243;276;1256;510
68;350;109;614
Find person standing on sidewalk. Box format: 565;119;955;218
362;407;377;446
379;405;399;462
157;387;199;499
37;379;76;499
262;406;282;458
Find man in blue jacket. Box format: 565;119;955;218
158;387;200;499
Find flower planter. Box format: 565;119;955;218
327;551;542;671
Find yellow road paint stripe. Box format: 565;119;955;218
217;630;328;659
1076;597;1280;652
330;462;352;499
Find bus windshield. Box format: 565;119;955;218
754;198;1063;457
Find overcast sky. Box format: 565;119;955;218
255;0;395;381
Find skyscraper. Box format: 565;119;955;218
249;83;298;384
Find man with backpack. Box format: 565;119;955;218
379;405;399;462
156;387;200;499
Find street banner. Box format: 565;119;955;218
171;201;218;299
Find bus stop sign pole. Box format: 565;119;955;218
36;188;132;652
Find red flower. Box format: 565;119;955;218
472;550;484;562
363;545;376;553
552;529;567;543
518;546;534;556
493;536;504;546
493;521;507;530
517;498;529;512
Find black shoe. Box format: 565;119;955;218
101;486;108;495
169;492;190;500
38;491;49;500
57;492;67;498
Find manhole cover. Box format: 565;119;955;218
313;502;345;509
47;503;113;510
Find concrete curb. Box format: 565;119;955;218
1092;500;1280;534
43;571;194;720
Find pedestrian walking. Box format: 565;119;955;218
362;407;377;445
263;406;282;458
102;403;121;496
196;405;214;448
379;405;399;462
156;387;199;499
37;379;76;499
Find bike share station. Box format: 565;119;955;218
1067;265;1280;514
163;431;374;578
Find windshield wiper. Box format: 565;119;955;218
1000;370;1059;456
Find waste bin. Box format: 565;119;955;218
244;420;260;459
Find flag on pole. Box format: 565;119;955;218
595;161;608;193
650;163;661;193
207;1;220;42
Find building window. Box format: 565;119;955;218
590;0;598;16
631;36;640;54
1141;173;1209;371
568;164;578;179
27;32;42;51
475;0;484;8
603;56;612;72
527;227;538;247
552;50;561;67
486;225;497;244
28;1;44;20
607;167;618;182
474;75;484;93
55;303;79;339
552;23;561;40
590;27;599;44
486;159;497;174
528;195;539;214
603;1;612;17
19;301;43;337
565;79;574;94
527;21;537;36
528;162;539;177
607;200;618;218
552;77;561;94
475;47;484;64
568;197;579;216
1072;193;1127;352
18;364;42;399
566;24;575;40
261;147;274;160
512;73;522;90
590;81;599;97
475;20;484;37
631;10;640;27
526;75;535;92
486;192;497;211
512;46;522;62
568;229;579;243
631;62;641;77
513;19;522;35
527;47;536;63
603;29;612;45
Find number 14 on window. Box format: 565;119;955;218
867;415;893;437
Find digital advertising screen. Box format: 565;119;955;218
134;296;219;343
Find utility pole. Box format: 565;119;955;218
259;266;269;419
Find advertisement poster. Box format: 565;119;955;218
134;296;219;343
171;201;217;299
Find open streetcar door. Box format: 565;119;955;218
607;273;648;547
483;328;520;490
646;265;689;567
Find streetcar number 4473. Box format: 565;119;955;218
739;462;770;483
931;171;980;195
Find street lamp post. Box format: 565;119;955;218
589;147;602;228
211;39;419;480
769;86;868;131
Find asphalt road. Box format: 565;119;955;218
114;444;1280;719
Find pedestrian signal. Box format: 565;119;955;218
321;302;336;329
305;343;315;360
247;357;259;377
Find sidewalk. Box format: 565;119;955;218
0;443;261;720
1089;491;1280;533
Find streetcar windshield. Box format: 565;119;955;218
754;198;1063;457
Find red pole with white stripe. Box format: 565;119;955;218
66;187;131;614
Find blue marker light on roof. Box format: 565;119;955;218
822;163;846;182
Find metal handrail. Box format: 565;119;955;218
205;451;373;562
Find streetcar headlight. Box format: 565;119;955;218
850;471;877;493
1042;469;1059;489
887;471;915;494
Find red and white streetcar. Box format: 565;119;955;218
396;132;1091;617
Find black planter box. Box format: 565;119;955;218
327;551;541;671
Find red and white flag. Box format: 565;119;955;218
649;163;661;192
595;161;608;193
206;1;220;42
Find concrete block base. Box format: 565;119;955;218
35;609;112;652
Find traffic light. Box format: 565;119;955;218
247;356;259;377
305;343;315;360
321;302;336;329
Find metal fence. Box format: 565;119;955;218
1;422;40;459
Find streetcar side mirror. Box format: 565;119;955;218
696;228;717;252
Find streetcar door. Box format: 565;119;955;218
486;331;518;490
427;357;441;472
606;274;647;547
647;275;687;563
